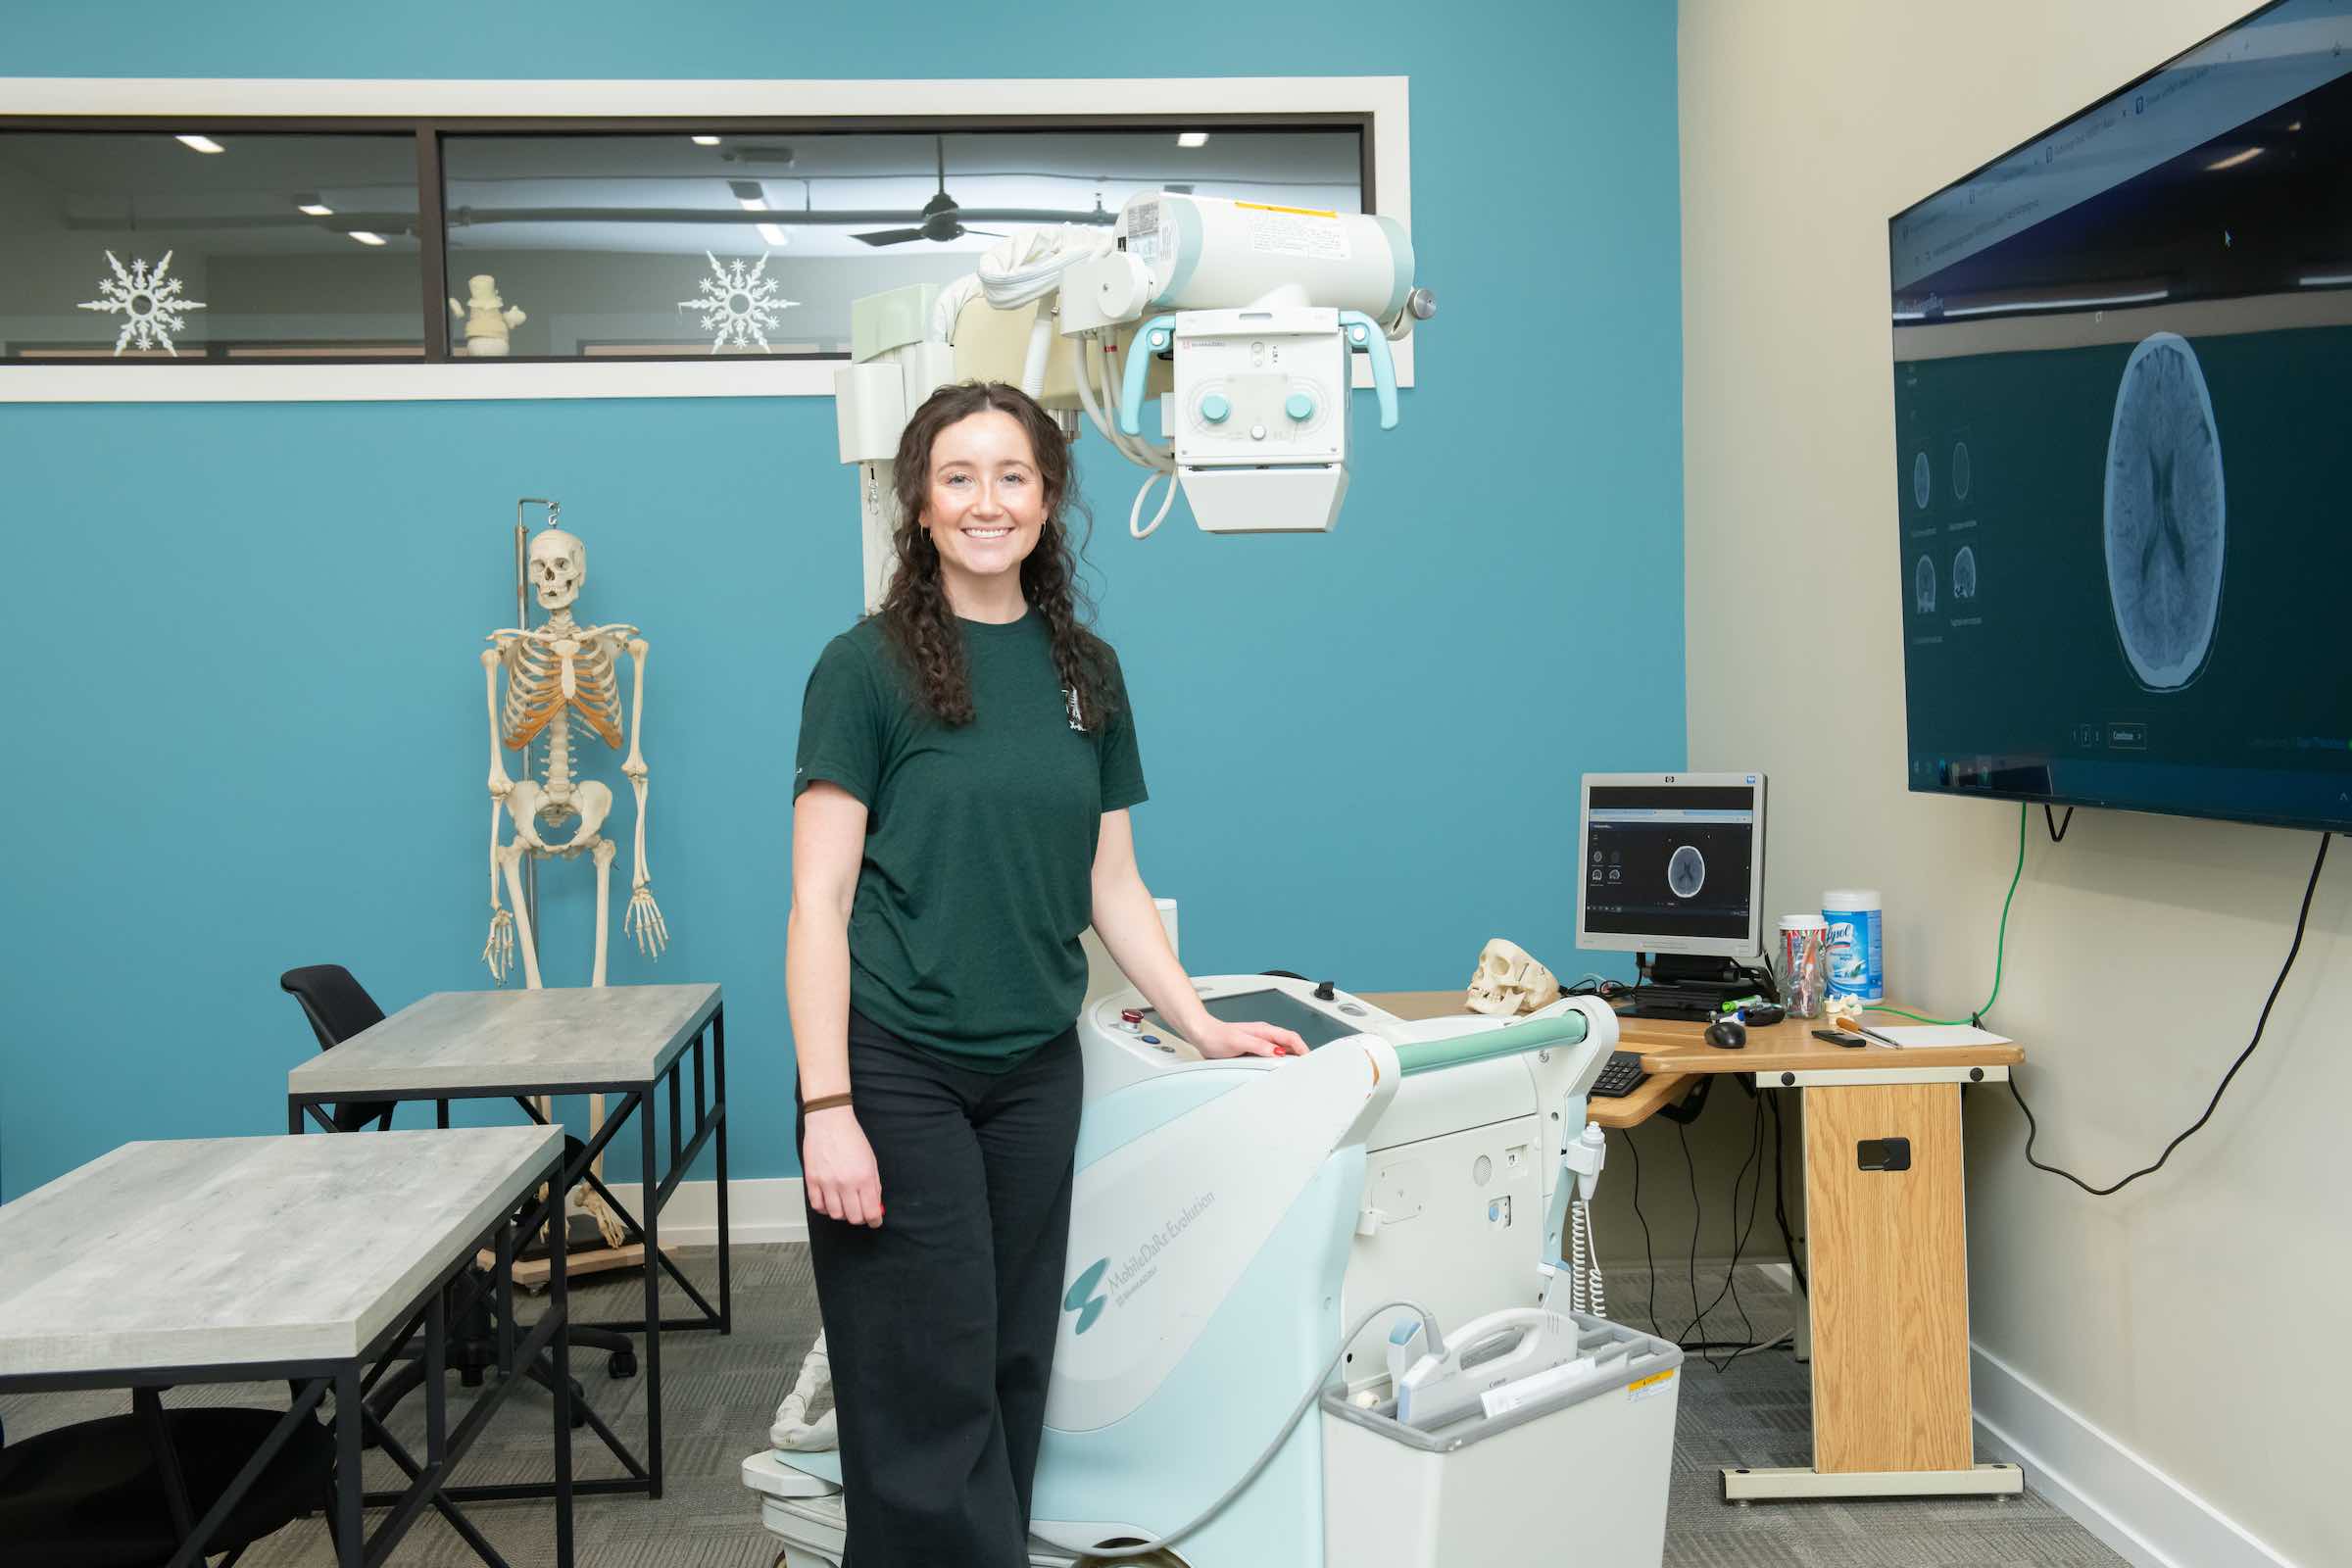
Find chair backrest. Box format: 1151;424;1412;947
277;965;396;1133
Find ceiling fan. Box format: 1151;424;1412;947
854;136;1003;247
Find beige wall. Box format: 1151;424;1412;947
1678;4;2351;1564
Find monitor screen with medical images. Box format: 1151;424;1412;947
1888;0;2352;832
1576;774;1765;958
1142;988;1367;1053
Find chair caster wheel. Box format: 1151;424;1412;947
609;1348;637;1378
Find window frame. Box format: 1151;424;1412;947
0;76;1413;402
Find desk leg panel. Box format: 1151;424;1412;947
1802;1081;1973;1474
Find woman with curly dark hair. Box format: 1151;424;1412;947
785;380;1303;1564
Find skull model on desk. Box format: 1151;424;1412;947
1466;937;1562;1015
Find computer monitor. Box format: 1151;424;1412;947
1576;772;1767;964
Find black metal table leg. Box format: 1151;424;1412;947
551;1181;575;1567
714;1007;731;1334
334;1367;364;1568
639;1077;663;1499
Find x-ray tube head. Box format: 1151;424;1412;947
2103;331;2225;692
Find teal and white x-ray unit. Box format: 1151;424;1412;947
830;190;1431;605
746;974;1683;1567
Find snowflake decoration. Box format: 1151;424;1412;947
678;250;799;354
78;250;207;357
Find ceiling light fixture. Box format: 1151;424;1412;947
348;230;386;246
757;222;790;246
691;135;721;146
175;134;224;154
2206;146;2264;171
1177;131;1209;148
294;195;334;217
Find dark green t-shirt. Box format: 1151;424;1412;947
793;612;1147;1068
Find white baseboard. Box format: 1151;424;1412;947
1972;1344;2299;1568
602;1177;808;1247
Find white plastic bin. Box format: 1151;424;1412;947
1321;1312;1682;1567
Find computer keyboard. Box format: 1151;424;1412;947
1591;1050;1648;1099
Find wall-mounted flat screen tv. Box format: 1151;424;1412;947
1889;0;2352;832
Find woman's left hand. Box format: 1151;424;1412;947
1188;1018;1309;1059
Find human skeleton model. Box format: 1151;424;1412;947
478;524;666;1249
478;524;666;988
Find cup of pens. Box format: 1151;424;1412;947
1778;914;1829;1018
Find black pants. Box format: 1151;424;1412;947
801;1008;1083;1568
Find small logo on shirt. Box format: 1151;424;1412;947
1063;685;1084;731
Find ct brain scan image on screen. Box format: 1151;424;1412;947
1666;844;1707;899
1890;8;2352;831
2103;331;2226;692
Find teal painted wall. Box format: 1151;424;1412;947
0;0;1684;1199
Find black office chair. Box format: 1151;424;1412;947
277;965;636;1437
0;1391;332;1568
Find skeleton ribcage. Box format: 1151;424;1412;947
501;634;625;750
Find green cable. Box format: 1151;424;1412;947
1863;802;2026;1028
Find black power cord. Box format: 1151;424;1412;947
2011;831;2334;1197
1621;1125;1661;1338
1660;1082;1786;1369
1768;1092;1806;1297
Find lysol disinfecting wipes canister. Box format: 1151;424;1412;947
1823;889;1884;1004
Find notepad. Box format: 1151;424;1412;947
1856;1023;2012;1049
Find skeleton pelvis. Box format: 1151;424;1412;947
504;778;614;858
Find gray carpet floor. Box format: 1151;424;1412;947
2;1244;2124;1567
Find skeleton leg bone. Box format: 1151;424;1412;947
590;835;615;988
497;842;545;990
573;834;630;1249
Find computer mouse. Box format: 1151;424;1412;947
1705;1018;1747;1050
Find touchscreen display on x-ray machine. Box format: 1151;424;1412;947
1142;989;1364;1052
1582;784;1758;945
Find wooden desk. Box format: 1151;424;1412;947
1361;990;2026;1503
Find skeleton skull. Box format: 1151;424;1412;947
529;526;587;612
1465;937;1562;1016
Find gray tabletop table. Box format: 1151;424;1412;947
286;981;727;1499
0;1128;573;1568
